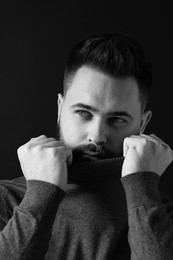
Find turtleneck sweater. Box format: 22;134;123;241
0;158;173;259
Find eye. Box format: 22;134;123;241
109;117;127;125
75;110;92;120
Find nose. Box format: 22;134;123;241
87;119;107;145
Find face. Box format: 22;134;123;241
58;66;151;158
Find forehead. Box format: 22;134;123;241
64;66;140;111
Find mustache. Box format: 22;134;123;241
72;143;116;162
57;124;116;162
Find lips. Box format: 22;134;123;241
72;149;111;163
83;151;107;158
71;143;116;163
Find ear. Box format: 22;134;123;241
140;110;152;134
57;93;64;124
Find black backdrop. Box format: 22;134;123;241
0;4;173;195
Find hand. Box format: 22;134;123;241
17;135;72;189
122;134;173;177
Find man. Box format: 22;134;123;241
0;33;173;259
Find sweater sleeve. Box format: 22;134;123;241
121;172;173;260
0;180;65;260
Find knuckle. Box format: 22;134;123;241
47;138;57;144
25;142;33;151
33;144;43;153
48;147;56;155
49;146;65;158
141;137;148;144
38;135;47;139
17;144;26;154
124;137;130;143
17;143;29;158
30;135;47;142
30;137;36;142
139;138;148;147
23;143;43;154
17;146;22;156
150;133;157;138
48;148;61;160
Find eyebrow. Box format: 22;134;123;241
71;103;133;119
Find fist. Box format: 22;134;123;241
122;134;173;177
17;135;72;189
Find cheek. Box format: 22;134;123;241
108;132;124;151
120;122;141;137
107;123;141;152
60;111;85;146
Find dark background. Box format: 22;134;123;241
0;4;173;195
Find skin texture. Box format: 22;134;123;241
17;136;72;189
17;65;173;188
58;65;152;157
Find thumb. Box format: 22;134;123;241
123;137;131;157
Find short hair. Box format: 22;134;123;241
63;33;152;110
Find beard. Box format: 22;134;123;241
56;124;117;163
71;143;116;163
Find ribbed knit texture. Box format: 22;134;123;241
0;157;173;259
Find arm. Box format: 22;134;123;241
0;180;65;260
121;171;173;260
121;134;173;259
0;135;71;259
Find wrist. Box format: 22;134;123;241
121;172;161;210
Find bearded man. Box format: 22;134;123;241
0;33;173;259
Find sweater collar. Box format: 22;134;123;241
68;157;124;183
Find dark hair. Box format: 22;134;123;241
63;33;152;109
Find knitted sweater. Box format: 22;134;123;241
0;157;173;259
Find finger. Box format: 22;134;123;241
123;137;131;157
30;137;64;146
42;141;66;148
128;134;156;143
35;139;59;145
30;135;47;142
138;134;165;145
146;134;169;147
140;134;160;143
140;133;163;142
135;134;151;140
54;146;72;164
141;134;173;155
149;134;166;143
123;135;148;153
